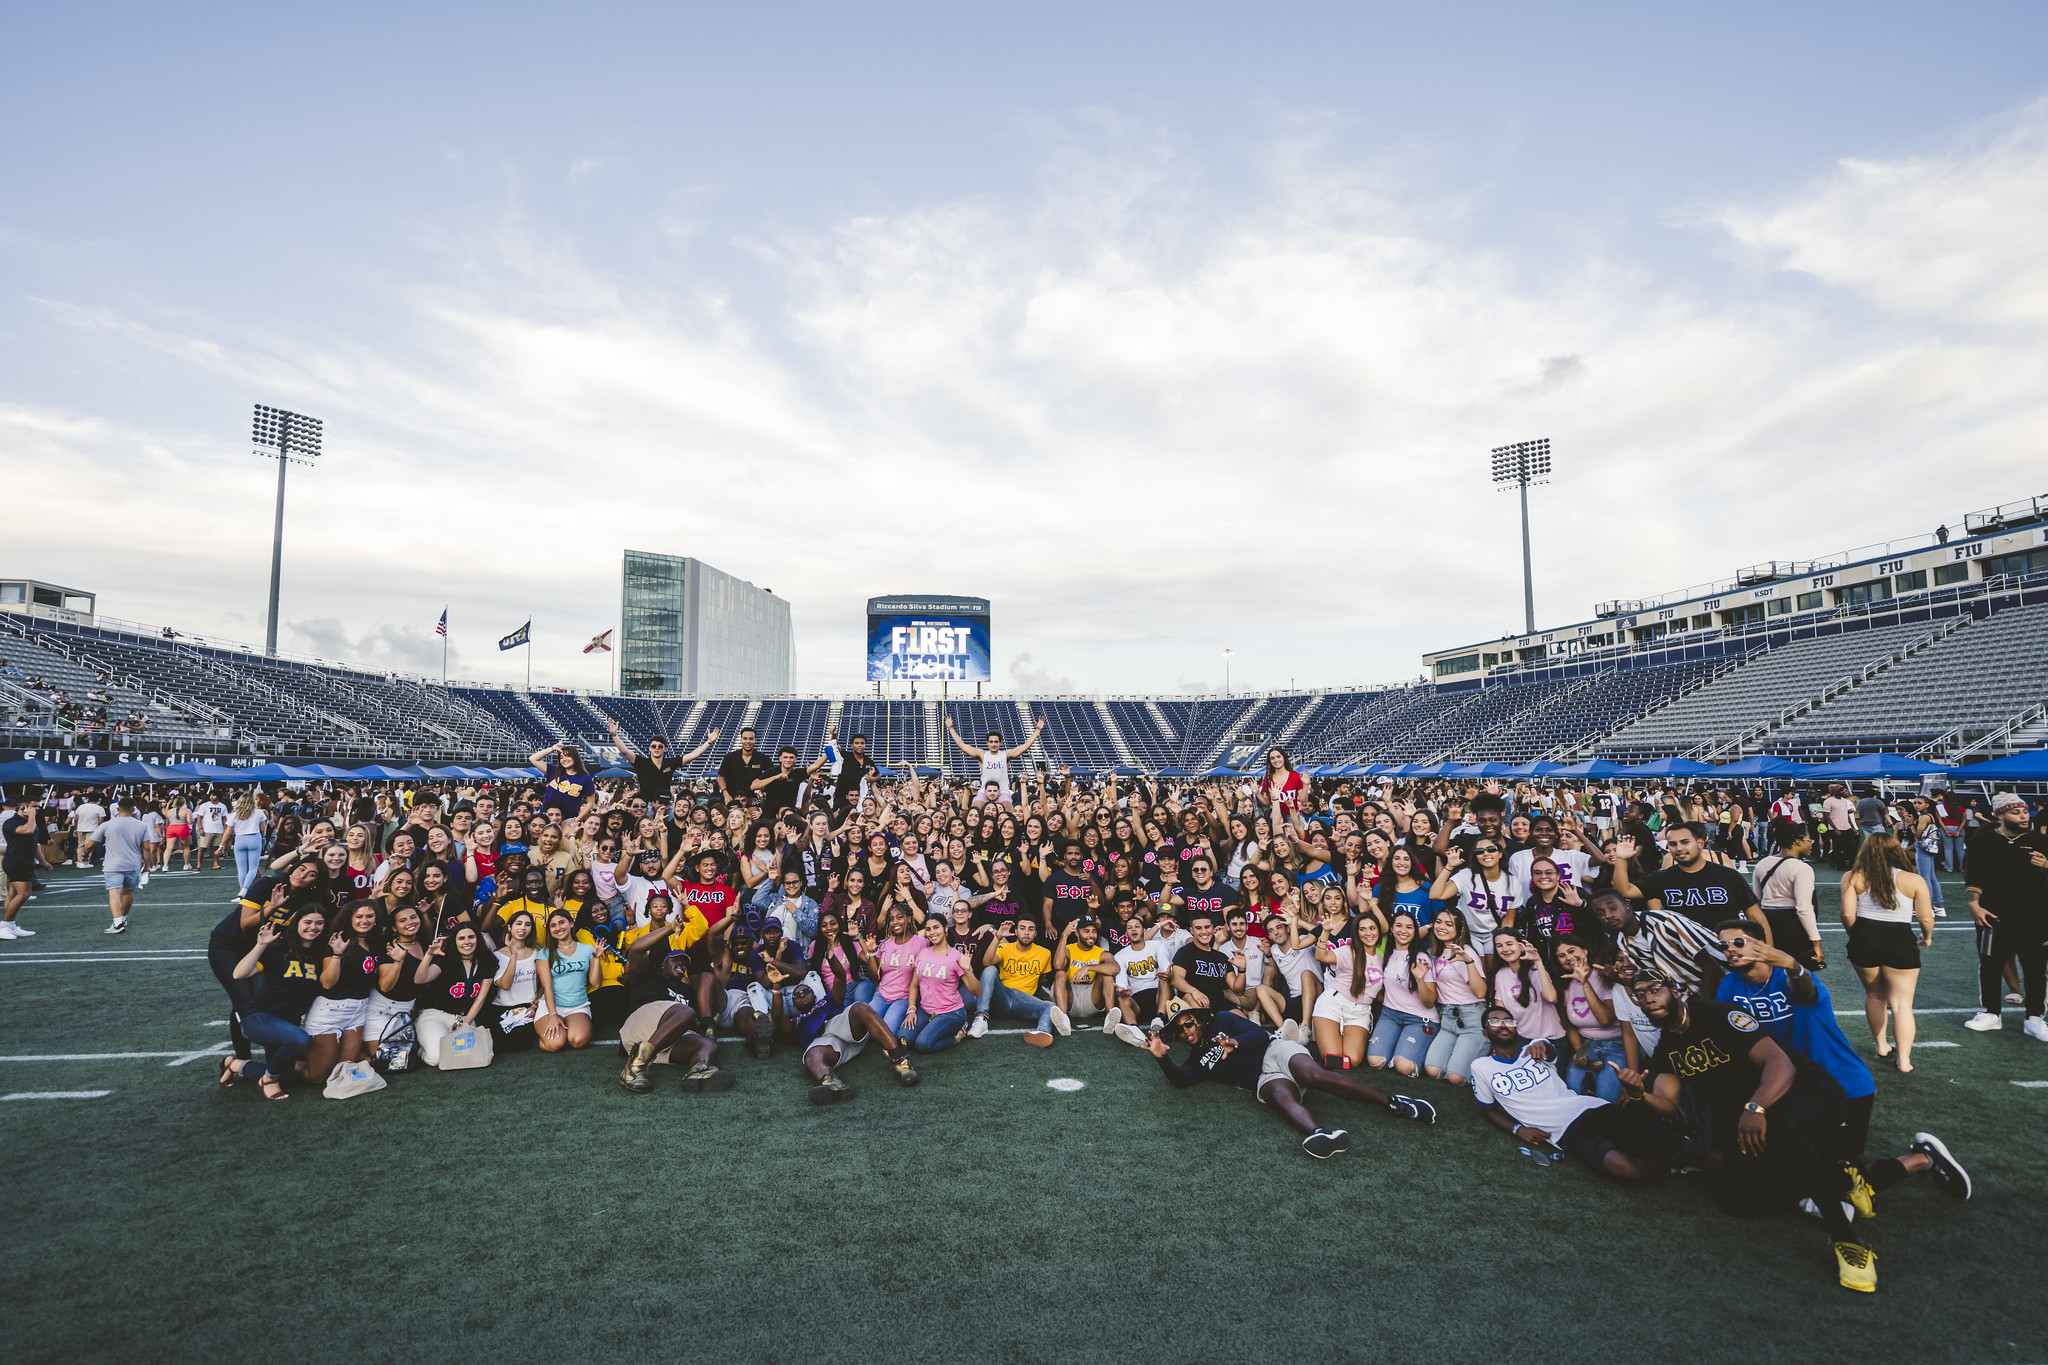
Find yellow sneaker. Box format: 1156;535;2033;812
1833;1241;1876;1293
1842;1164;1876;1219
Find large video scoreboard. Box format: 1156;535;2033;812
866;595;990;682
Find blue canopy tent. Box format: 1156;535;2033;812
1446;761;1515;778
337;763;419;780
1500;760;1564;778
1946;750;2048;782
1099;765;1144;777
489;767;543;781
1802;753;1953;780
239;763;331;782
1617;757;1719;778
1549;758;1629;778
0;758;108;785
1337;764;1381;776
1202;766;1247;777
911;765;942;777
88;761;192;782
595;766;635;780
1154;766;1194;778
421;765;481;779
1710;755;1816;778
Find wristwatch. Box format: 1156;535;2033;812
1742;1100;1766;1116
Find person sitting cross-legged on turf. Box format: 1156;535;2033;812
803;998;922;1104
861;905;927;1045
1051;915;1117;1024
1616;970;1879;1293
413;924;497;1067
698;912;774;1054
492;910;553;1053
1165;911;1241;1020
971;918;1067;1045
1253;903;1324;1043
1471;1004;1716;1182
1146;1006;1437;1158
1712;921;1972;1212
618;954;730;1093
225;906;330;1100
1109;914;1167;1043
906;911;980;1051
301;900;382;1082
536;909;601;1053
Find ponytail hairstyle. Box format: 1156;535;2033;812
1851;832;1912;911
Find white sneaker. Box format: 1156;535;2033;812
1100;1006;1122;1036
1932;907;1947;918
1962;1012;2002;1032
2023;1017;2048;1043
7;923;31;936
0;922;19;939
1280;1020;1303;1044
968;1015;988;1039
1115;1023;1151;1048
139;871;150;886
105;921;127;934
1048;1006;1072;1037
2005;992;2025;1006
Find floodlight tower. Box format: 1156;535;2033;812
251;404;323;656
1491;438;1550;636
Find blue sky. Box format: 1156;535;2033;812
5;4;2047;692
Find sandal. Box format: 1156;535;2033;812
218;1056;240;1088
258;1076;289;1101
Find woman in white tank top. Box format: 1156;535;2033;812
1839;833;1933;1073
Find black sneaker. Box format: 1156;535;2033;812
808;1071;854;1105
892;1054;920;1087
1912;1132;1971;1199
681;1062;735;1093
1301;1127;1350;1159
1389;1094;1437;1124
751;1013;774;1060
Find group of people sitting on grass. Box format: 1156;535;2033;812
59;723;2018;1296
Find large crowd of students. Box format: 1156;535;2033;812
3;722;2041;1294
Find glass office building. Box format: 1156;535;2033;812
620;550;794;695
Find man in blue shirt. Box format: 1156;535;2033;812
1714;921;1971;1213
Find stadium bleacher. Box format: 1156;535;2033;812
6;549;2045;774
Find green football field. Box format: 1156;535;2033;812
2;863;2044;1365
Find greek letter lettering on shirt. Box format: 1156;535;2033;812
1663;886;1730;910
1668;1037;1734;1077
281;957;320;981
1722;983;1793;1027
1488;1057;1554;1097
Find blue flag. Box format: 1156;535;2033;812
498;621;530;651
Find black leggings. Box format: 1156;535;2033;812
208;944;256;1060
1838;1094;1910;1192
1718;1076;1853;1237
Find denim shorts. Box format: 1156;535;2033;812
1367;1007;1435;1069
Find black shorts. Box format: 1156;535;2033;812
1557;1103;1688;1172
2;859;33;884
1847;920;1919;971
1121;987;1159;1021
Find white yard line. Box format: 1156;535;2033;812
2;1090;111;1101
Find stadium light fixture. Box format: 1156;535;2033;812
251;404;323;656
1490;438;1550;636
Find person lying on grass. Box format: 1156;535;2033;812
1146;1004;1438;1159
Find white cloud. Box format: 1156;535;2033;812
7;101;2048;696
1715;98;2048;328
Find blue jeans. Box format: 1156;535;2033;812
1942;831;1966;872
1367;1007;1435;1069
850;979;877;1006
977;969;1054;1032
911;1006;971;1052
1423;1001;1488;1079
238;1011;310;1083
1566;1035;1626;1102
233;833;266;892
1914;846;1946;907
873;995;912;1039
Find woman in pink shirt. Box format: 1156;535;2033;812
808;912;861;1008
1366;910;1438;1076
906;914;980;1052
860;905;927;1045
1423;908;1491;1085
1557;937;1624;1101
1311;913;1385;1069
1489;928;1563;1049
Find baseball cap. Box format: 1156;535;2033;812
1991;792;2028;813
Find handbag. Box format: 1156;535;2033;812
322;1059;388;1099
371;1014;417;1073
439;1021;494;1070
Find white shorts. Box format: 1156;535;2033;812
303;995;370;1037
810;1007;869;1064
1311;989;1376;1031
363;992;415;1043
544;1003;593;1022
715;988;751;1029
1256;1039;1311;1102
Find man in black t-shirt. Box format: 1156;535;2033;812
753;745;827;819
1964;791;2048;1029
1434;792;1526;863
1042;841;1098;937
829;725;875;813
1611;822;1760;928
610;719;722;804
1167;912;1240;1011
1177;856;1232;926
716;728;775;806
2;792;47;938
969;859;1026;934
1618;971;1879;1293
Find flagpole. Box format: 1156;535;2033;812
526;624;532;693
441;608;448;686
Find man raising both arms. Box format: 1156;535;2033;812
608;719;719;805
1148;1006;1436;1158
944;715;1046;805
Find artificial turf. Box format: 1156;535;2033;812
1;863;2044;1365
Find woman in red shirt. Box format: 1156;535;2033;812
1262;747;1304;814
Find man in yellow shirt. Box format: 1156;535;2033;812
970;918;1068;1046
1052;915;1115;1022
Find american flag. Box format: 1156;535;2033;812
435;608;447;637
